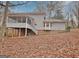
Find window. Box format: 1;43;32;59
27;18;31;24
46;22;49;27
44;22;49;27
22;17;26;23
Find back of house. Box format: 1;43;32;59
0;12;67;37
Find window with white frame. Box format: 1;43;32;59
43;22;49;27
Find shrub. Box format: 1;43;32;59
66;26;71;32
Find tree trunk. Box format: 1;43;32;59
77;8;79;28
2;1;9;37
78;18;79;28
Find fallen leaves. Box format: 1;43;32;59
0;29;79;57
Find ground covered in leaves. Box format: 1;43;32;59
0;29;79;58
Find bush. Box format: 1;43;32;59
66;26;71;32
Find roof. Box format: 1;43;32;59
0;12;46;17
8;12;46;17
43;19;67;23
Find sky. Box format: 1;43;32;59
10;1;74;20
10;1;71;13
11;1;37;13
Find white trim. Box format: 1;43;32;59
45;23;46;30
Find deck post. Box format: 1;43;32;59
19;28;21;37
25;17;28;37
25;28;27;37
12;28;14;38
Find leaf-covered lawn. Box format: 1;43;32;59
0;29;79;58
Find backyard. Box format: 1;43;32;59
0;29;79;57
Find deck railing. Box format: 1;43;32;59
27;23;38;34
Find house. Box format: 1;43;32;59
0;12;67;37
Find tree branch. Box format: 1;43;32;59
0;1;30;7
8;1;30;7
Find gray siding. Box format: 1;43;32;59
51;23;66;30
30;15;45;30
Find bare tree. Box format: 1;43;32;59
35;1;47;13
47;1;64;19
53;9;64;19
35;1;64;19
72;1;79;27
63;2;78;28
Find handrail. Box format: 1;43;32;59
27;23;38;34
27;22;36;30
